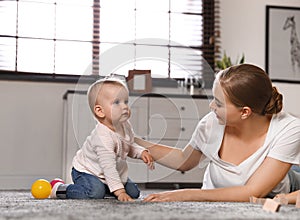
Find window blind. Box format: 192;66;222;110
0;0;219;86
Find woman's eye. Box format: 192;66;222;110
216;102;222;107
214;99;222;107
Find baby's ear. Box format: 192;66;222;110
94;104;105;118
128;109;131;118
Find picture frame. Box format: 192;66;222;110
126;69;152;93
266;5;300;83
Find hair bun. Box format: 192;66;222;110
263;87;283;114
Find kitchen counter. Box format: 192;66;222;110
63;77;213;100
63;87;212;100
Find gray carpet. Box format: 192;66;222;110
1;190;300;220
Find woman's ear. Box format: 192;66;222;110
240;106;252;120
94;104;105;118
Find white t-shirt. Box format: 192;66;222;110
189;111;300;194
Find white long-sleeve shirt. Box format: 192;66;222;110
72;121;145;192
189;111;300;194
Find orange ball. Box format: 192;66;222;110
31;179;52;199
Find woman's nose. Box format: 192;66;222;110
209;100;215;110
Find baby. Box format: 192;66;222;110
51;76;153;201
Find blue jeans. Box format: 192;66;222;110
65;168;140;199
288;166;300;192
266;167;300;198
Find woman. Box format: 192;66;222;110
135;63;300;202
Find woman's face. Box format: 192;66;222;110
209;80;242;125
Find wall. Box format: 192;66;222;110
220;0;300;68
0;80;89;189
220;0;300;117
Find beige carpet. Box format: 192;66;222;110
1;190;300;220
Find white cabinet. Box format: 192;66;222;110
63;92;96;183
149;118;198;140
147;97;210;183
63;91;210;184
128;96;148;139
149;97;209;119
127;96;149;183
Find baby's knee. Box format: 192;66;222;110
127;188;140;199
86;183;106;199
125;180;140;199
131;190;140;199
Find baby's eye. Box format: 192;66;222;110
113;100;120;105
125;100;129;105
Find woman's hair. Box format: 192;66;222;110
216;63;283;115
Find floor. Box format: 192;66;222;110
1;189;300;220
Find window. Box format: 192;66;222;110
0;0;219;85
0;0;93;76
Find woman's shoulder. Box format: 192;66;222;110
272;112;300;127
270;112;300;138
267;112;300;163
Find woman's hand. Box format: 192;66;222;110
143;190;187;202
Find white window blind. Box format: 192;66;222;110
0;0;219;85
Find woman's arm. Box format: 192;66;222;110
143;157;292;202
134;137;202;171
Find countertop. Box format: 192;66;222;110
63;77;213;100
63;87;212;100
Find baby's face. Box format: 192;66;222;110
100;83;130;125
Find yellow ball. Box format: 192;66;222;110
31;179;51;199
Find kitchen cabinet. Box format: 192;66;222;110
147;97;210;183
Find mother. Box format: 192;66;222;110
135;63;300;202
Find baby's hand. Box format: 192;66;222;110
117;192;134;202
114;189;134;202
141;150;155;170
